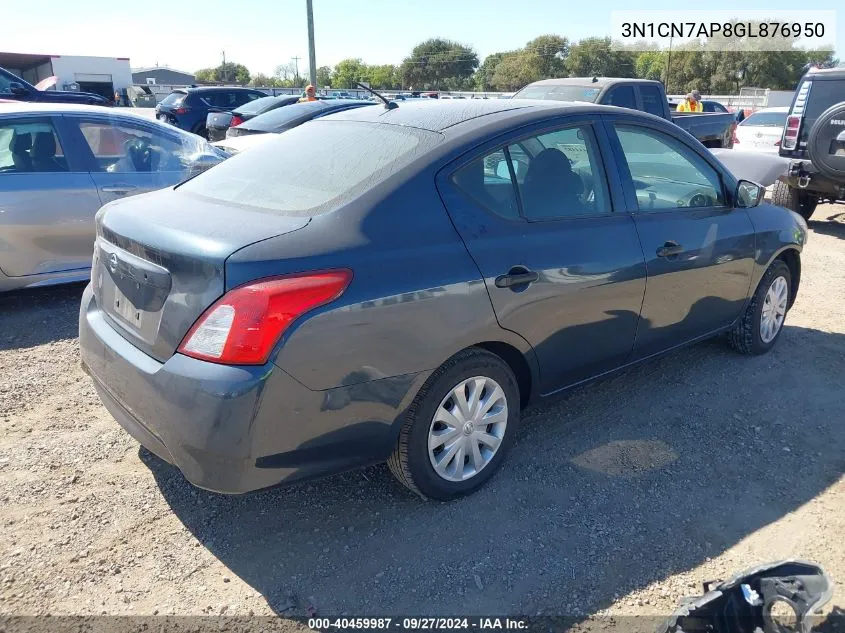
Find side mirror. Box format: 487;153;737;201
9;82;29;96
736;180;765;208
187;153;222;175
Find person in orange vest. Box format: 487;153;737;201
677;90;703;112
298;85;318;103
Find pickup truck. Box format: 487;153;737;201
0;66;110;106
514;77;735;148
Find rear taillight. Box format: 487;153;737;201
178;270;353;365
230;114;244;127
174;106;189;115
782;114;802;150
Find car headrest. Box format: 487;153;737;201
11;132;32;153
32;132;57;158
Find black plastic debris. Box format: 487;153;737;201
658;560;833;633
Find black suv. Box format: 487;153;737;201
155;87;268;138
774;68;845;220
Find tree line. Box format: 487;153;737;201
195;33;838;94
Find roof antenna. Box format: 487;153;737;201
592;76;598;83
356;82;398;110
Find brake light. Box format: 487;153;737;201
782;114;802;150
173;106;189;115
178;270;353;365
230;114;244;127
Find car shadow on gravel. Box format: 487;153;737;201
0;283;86;351
143;324;845;618
808;215;845;240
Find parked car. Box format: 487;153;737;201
734;107;789;153
514;78;736;148
206;95;299;142
701;100;729;113
155;86;268;138
222;99;375;139
1;66;110;106
0;103;224;292
79;99;806;500
774;67;845;220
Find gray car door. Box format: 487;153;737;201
62;114;196;206
0;115;101;278
437;118;647;395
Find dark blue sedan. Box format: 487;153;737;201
79;99;807;500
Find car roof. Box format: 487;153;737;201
184;86;262;92
521;77;662;89
0;102;136;116
318;98;622;133
0;101;192;127
804;67;845;80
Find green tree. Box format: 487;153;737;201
400;38;478;90
316;66;333;87
566;37;635;78
634;50;667;82
195;68;216;84
333;58;368;88
524;34;569;79
367;64;398;89
491;52;541;91
475;52;508;91
250;73;279;88
215;62;250;84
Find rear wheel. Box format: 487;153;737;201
387;348;520;500
771;180;818;221
728;260;792;355
193;124;209;140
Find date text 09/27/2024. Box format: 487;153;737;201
308;618;529;631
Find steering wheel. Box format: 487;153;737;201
124;137;153;172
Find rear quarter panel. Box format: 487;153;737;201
225;171;538;393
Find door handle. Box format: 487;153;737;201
495;267;539;289
101;184;138;194
656;241;684;258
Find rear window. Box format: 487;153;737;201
243;100;329;131
178;121;440;216
803;80;845;125
235;96;280;115
160;91;186;106
740;111;788;128
513;85;601;102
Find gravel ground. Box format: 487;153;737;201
1;204;844;623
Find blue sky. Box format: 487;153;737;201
4;0;842;76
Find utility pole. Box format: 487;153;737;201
306;0;317;88
292;56;301;84
221;50;227;83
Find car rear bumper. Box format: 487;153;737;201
206;126;228;142
78;284;426;493
781;160;845;198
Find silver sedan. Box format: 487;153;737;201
0;103;224;292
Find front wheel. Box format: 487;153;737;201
387;348;520;500
728;260;792;355
771;181;818;221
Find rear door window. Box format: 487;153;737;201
801;79;845;143
0;118;68;173
604;85;636;110
639;86;665;117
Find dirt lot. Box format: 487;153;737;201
1;205;844;623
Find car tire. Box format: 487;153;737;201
770;180;818;221
806;101;845;180
387;347;520;500
728;259;792;355
193;124;208;140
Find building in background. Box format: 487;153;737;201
0;52;132;100
131;66;195;86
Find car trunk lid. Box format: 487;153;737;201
92;188;310;362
